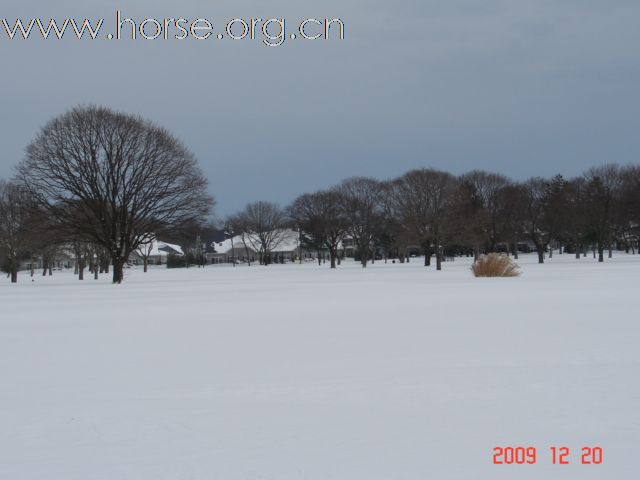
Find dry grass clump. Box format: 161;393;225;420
471;253;521;277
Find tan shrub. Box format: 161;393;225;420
471;253;521;277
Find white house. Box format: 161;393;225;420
130;238;184;266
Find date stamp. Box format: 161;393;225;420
493;446;603;465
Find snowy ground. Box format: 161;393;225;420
1;254;639;479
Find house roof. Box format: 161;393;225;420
137;239;184;257
211;229;301;254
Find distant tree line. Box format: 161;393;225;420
229;164;640;268
2;106;639;282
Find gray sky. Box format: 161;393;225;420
1;0;639;218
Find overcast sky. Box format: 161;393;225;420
1;0;639;217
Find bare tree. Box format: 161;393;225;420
135;234;155;273
619;165;640;253
289;195;327;266
288;190;348;268
0;181;35;283
386;169;457;270
495;184;525;259
583;164;623;262
459;170;511;253
17;106;214;283
449;179;486;260
377;187;411;263
71;238;91;280
519;178;549;264
231;201;288;265
222;220;239;266
543;175;571;257
26;214;65;276
338;177;384;267
564;177;589;258
40;244;59;276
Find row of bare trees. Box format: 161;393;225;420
0;106;214;283
226;164;640;269
2;106;639;281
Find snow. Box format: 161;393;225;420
1;254;639;479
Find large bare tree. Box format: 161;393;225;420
386;169;458;270
17;106;214;283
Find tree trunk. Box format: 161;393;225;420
598;244;604;263
425;250;432;267
10;268;18;283
101;258;109;274
112;258;125;283
537;248;544;264
78;262;85;280
143;257;148;273
436;249;442;271
330;249;337;269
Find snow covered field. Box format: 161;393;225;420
1;254;638;479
